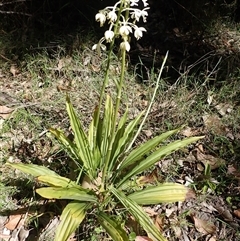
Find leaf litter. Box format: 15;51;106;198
0;41;240;241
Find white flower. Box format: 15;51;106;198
119;25;132;37
142;0;149;7
107;11;117;22
104;30;114;42
130;0;139;6
134;27;146;40
120;41;131;52
95;12;106;27
131;8;149;22
92;42;106;55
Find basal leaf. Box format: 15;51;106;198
6;163;59;177
98;212;129;241
100;95;114;164
109;111;144;173
37;175;80;188
55;201;88;241
66;95;94;177
128;183;190;205
110;187;167;241
36;187;97;202
118;136;204;187
118;128;181;171
49;128;82;167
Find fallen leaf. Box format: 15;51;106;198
215;205;233;221
10;65;20;77
227;165;240;179
208;236;217;241
172;226;182;238
233;209;240;218
215;103;233;116
143;207;158;217
0;105;13;119
5;214;24;230
191;213;216;235
154;215;164;232
202;114;226;135
192;147;225;170
207;91;214;105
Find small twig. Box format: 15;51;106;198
0;0;28;6
0;10;31;16
0;53;12;62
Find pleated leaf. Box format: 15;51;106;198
100;95;114;165
6;163;59;177
54;201;88;241
98;212;129;241
109;110;144;173
128;183;190;205
118;128;181;171
118;136;204;187
49;128;82;167
37;175;80;188
111;187;167;241
36;187;97;202
66;95;94;177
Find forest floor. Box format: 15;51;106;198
0;19;240;241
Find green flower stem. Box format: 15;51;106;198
100;4;130;192
100;48;127;192
94;1;125;135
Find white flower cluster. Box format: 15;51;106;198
93;0;149;53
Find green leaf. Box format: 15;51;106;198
6;163;59;177
118;136;204;187
55;201;88;241
66;95;94;177
37;175;80;188
97;212;129;241
128;183;190;205
110;187;167;241
88;119;101;170
49;128;82;167
118;128;181;171
109;111;144;173
100;95;114;164
36;187;97;202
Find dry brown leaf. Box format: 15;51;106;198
57;57;72;71
208;236;217;241
233;209;240;218
172;226;182;238
215;204;233;221
154;215;164;232
202;114;226;135
143;207;158;217
192;147;225;170
5;214;24;230
0;105;13;119
191;213;216;235
10;65;20;77
215;103;233;116
181;127;195;137
227;165;240;179
91;64;100;72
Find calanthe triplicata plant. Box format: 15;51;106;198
7;1;204;241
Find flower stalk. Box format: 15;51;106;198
92;0;149;191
